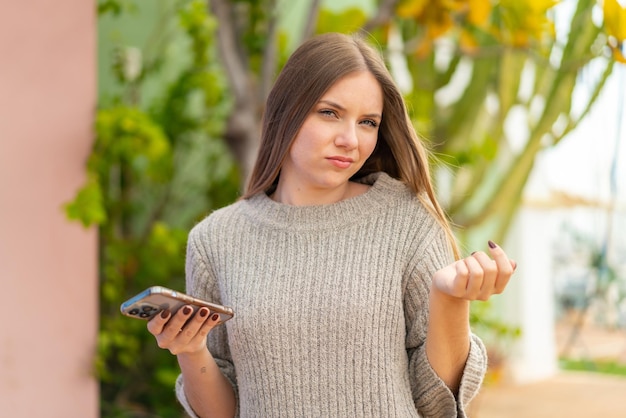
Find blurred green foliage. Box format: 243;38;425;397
560;358;626;376
65;0;239;416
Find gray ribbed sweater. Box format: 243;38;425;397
175;172;487;417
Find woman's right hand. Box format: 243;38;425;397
147;306;222;356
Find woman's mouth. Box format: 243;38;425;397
327;156;353;169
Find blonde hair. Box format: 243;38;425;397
243;32;459;258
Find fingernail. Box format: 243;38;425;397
488;240;497;249
183;306;192;315
160;310;170;319
211;314;219;321
199;309;208;318
471;251;477;255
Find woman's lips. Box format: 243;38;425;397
327;156;353;169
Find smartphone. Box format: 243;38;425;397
120;286;234;324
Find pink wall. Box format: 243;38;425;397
0;1;98;417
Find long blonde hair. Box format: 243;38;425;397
243;32;460;258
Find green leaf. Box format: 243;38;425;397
63;176;107;227
316;8;368;35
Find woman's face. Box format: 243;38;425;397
277;71;383;204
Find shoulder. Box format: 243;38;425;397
364;172;438;223
358;171;410;196
369;173;454;259
187;199;250;245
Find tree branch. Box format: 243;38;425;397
301;0;322;43
260;2;279;103
209;0;249;102
558;59;615;145
362;0;398;33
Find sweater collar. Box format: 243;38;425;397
241;172;409;231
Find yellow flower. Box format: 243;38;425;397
604;0;626;41
603;0;626;63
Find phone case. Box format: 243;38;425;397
120;286;234;323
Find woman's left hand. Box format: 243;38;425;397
432;240;516;301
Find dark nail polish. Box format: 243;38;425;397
199;309;208;318
488;240;497;249
160;310;170;319
183;306;192;315
211;314;219;321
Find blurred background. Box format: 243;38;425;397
1;0;625;416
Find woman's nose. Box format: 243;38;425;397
334;123;358;149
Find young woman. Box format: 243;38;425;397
148;32;515;418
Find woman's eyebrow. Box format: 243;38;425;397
319;99;344;110
318;99;382;119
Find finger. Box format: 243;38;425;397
180;307;212;340
155;305;196;352
463;255;484;298
433;262;460;296
164;305;195;338
170;310;222;355
193;311;222;342
471;251;498;300
447;260;469;298
147;309;171;336
487;240;514;293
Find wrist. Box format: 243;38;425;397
177;346;211;365
429;284;470;309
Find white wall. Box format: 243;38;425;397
501;208;559;383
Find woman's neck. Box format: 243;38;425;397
271;180;370;206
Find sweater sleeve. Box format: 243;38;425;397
175;222;239;418
403;222;488;418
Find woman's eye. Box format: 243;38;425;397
361;119;378;128
319;109;336;117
